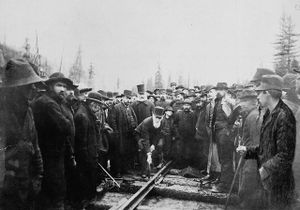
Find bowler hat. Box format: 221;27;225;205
164;106;174;112
97;90;109;100
237;89;257;100
113;92;119;97
87;92;106;105
123;89;132;98
147;94;157;101
255;75;284;91
46;72;73;87
153;106;165;117
170;82;177;87
107;91;113;99
175;85;184;90
79;87;92;94
251;68;275;82
213;82;228;90
1;58;44;87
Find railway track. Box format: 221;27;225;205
110;161;173;210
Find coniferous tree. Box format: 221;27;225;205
154;63;163;89
274;15;299;76
69;46;83;84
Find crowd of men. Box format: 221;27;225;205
0;58;299;210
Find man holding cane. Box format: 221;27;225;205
237;75;296;210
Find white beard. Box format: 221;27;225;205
153;121;161;128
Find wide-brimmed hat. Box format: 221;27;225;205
175;85;184;90
79;87;92;94
1;58;44;87
87;92;107;105
251;68;275;82
164;106;174;112
46;72;73;87
212;82;228;90
153;106;165;118
237;89;257;100
255;75;284;91
97;90;109;100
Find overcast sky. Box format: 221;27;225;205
1;0;300;91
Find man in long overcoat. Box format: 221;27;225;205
0;59;44;210
74;92;104;204
237;75;296;210
32;72;75;210
110;90;137;177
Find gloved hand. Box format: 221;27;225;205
150;145;155;152
147;152;152;165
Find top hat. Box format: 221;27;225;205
137;84;145;94
1;58;44;87
255;75;284;91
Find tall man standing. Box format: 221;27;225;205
131;84;155;124
110;90;137;177
74;92;104;206
0;59;44;210
33;72;75;210
237;75;296;210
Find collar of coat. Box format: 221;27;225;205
262;99;285;129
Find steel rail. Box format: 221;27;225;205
110;160;173;210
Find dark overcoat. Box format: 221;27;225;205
110;102;137;155
32;92;73;201
131;100;154;124
1;105;43;209
245;100;296;209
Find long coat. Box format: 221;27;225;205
245;100;296;209
74;103;99;200
131;100;154;124
239;108;264;208
1;104;43;209
110;102;137;155
74;103;98;166
32;92;74;202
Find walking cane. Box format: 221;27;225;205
224;154;243;210
97;162;121;188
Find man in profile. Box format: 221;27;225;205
237;75;296;210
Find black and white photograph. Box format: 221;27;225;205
1;0;300;209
